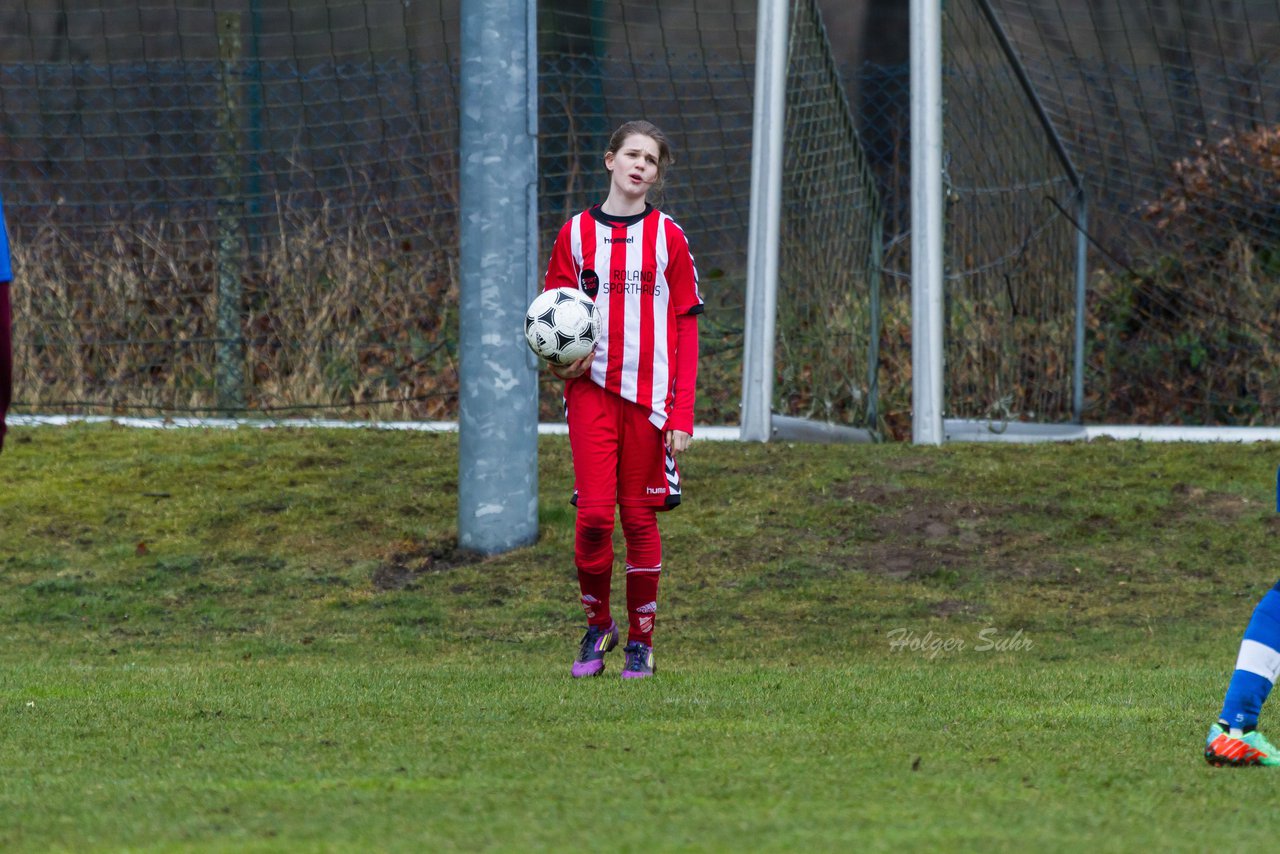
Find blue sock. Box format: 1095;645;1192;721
1221;671;1271;730
1219;585;1280;730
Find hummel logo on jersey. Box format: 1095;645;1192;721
646;486;667;495
603;235;634;244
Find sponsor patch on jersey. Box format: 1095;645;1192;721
580;269;599;298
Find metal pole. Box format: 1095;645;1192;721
910;0;944;445
457;0;540;554
214;12;246;415
739;0;789;442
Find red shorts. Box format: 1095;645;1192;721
565;378;681;509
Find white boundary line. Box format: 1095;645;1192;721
12;414;1280;444
7;414;745;442
945;418;1280;444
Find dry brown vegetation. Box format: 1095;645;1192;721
11;202;462;421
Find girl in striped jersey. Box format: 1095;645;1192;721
543;120;703;679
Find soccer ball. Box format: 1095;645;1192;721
524;288;600;366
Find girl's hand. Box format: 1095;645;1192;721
665;429;692;456
548;350;594;380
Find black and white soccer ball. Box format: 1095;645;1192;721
524;288;600;366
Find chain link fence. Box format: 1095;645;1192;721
973;0;1280;427
3;0;883;430
3;0;462;420
850;0;1280;432
7;0;1277;433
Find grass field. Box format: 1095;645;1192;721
3;424;1280;851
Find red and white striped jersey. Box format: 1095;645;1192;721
544;204;703;430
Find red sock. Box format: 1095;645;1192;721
575;504;615;629
620;505;662;645
625;567;661;646
578;565;614;629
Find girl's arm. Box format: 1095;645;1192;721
662;218;701;444
664;311;699;442
543;220;579;292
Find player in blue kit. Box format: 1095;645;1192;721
1205;581;1280;766
0;181;12;454
1205;469;1280;766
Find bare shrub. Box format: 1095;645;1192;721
1086;125;1280;424
12;195;460;421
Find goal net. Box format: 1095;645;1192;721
1;0;883;433
2;0;463;421
5;0;1278;435
929;0;1280;429
539;0;882;430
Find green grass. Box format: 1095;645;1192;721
3;425;1280;851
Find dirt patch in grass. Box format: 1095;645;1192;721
371;539;475;591
836;472;1274;589
928;598;987;618
838;475;1068;583
855;540;975;582
837;479;908;506
1167;482;1258;521
871;501;989;544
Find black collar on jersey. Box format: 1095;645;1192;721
589;203;653;229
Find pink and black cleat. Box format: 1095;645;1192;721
572;622;618;678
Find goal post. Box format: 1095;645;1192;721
910;0;945;446
739;0;789;443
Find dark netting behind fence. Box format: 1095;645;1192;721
938;0;1082;426
844;0;1280;431
2;0;462;419
537;0;881;428
775;0;882;427
978;0;1280;426
10;0;1276;432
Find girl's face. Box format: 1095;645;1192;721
605;134;662;203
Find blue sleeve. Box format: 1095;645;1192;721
0;185;10;283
